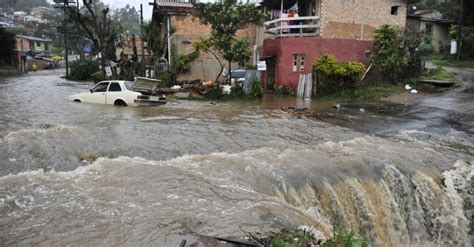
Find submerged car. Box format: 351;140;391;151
69;80;166;107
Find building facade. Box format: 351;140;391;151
260;0;406;90
407;10;454;53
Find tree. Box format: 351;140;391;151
372;25;424;82
0;0;49;12
114;4;141;35
0;27;16;67
194;0;264;84
67;0;123;79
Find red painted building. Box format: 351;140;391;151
258;0;407;90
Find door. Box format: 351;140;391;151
87;82;109;104
105;82;123;105
266;57;276;90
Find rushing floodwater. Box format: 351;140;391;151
0;70;472;246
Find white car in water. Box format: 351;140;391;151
69;80;166;107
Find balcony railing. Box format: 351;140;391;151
264;16;320;37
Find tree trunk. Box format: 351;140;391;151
227;60;232;85
101;55;106;80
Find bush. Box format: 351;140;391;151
313;54;366;94
372;25;423;82
321;227;366;247
68;59;100;81
250;79;263;98
90;71;103;82
162;71;175;87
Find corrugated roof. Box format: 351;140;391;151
16;35;52;42
155;0;193;8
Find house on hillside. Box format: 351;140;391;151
259;0;406;90
31;7;57;18
407;10;454;53
15;35;53;71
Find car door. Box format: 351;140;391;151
87;82;109;104
105;82;123;105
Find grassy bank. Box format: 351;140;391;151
420;66;457;80
422;53;474;68
317;82;403;101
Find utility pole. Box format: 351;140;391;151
54;0;75;77
140;4;145;77
167;15;172;72
456;0;464;61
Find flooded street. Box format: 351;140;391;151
0;69;473;246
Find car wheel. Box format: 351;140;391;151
114;100;127;107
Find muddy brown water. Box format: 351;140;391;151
0;70;472;246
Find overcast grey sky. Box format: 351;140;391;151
48;0;153;20
101;0;153;20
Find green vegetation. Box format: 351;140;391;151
258;227;366;247
68;1;123;80
113;4;141;35
250;79;263;98
0;27;16;67
433;59;474;68
194;0;265;84
422;53;474;68
68;59;99;81
421;67;457;81
319;82;403;101
372;25;423;82
0;0;49;12
321;227;366;247
313;54;366;95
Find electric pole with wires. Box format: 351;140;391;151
54;0;76;78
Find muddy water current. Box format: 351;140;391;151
0;70;472;246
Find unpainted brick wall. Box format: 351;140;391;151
320;0;406;40
171;16;257;81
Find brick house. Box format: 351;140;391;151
260;0;407;90
152;0;257;82
152;0;406;87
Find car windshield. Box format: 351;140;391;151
124;81;133;90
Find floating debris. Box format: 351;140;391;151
79;154;97;163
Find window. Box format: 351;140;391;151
292;54;306;72
124;81;133;90
36;41;41;47
299;54;305;72
391;6;399;15
92;82;109;93
293;54;298;72
108;82;121;92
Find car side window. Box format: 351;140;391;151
108;82;121;92
92;82;109;93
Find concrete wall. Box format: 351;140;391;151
261;37;372;89
320;0;406;40
171;16;257;81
